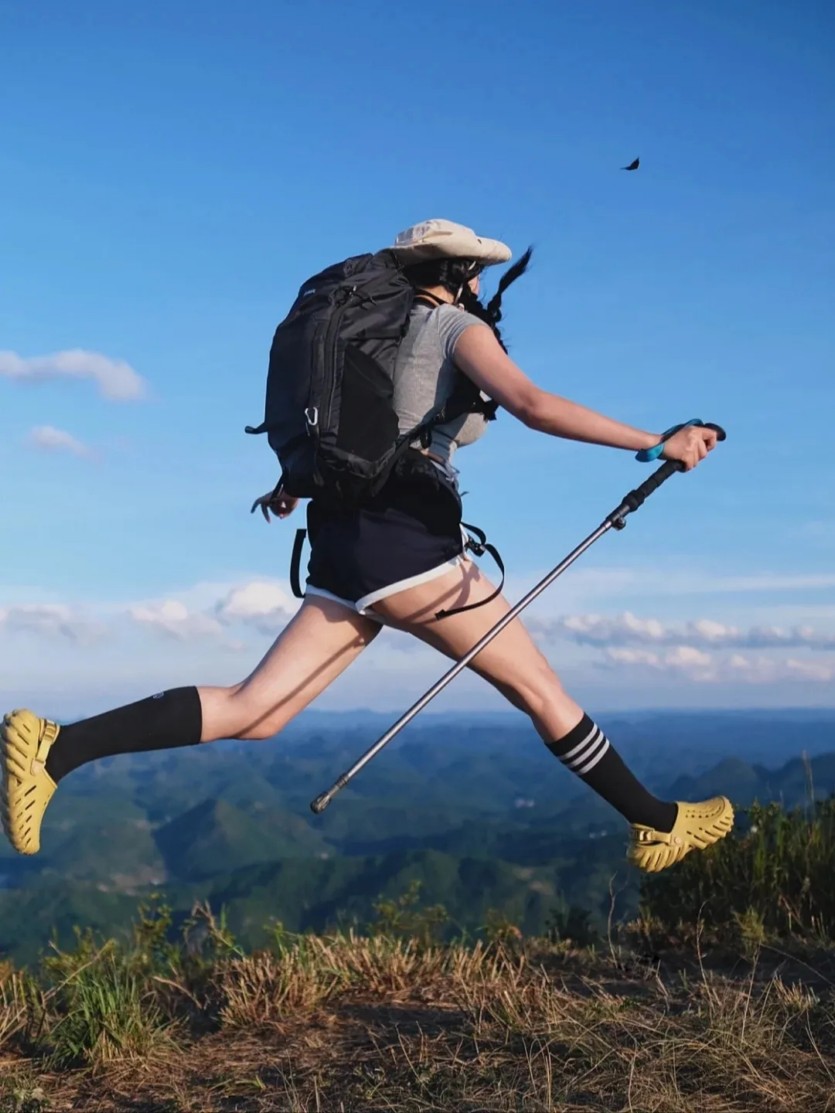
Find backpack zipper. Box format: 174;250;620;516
314;285;355;465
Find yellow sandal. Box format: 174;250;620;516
628;796;734;873
1;709;61;855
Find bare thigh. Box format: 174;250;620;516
200;595;381;741
370;558;583;741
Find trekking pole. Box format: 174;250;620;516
310;423;726;814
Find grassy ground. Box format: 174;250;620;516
3;799;835;1112
1;911;833;1113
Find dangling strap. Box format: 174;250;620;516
435;522;506;620
290;528;307;599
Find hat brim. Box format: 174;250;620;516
389;233;512;267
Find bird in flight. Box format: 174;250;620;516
621;157;640;171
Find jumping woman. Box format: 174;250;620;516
1;218;733;873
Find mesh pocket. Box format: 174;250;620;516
336;345;399;460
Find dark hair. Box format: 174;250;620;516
402;247;533;353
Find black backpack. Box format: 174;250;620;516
245;249;496;505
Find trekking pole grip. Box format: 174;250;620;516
608;422;726;526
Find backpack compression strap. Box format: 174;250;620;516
290;528;307;599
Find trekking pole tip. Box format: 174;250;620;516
310;792;332;814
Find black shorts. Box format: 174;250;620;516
304;451;469;616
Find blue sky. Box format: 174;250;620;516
2;0;833;719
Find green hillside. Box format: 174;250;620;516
1;715;834;966
154;797;328;879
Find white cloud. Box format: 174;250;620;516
0;604;106;644
728;654;753;670
785;658;835;682
553;612;667;644
128;600;225;641
3;578;834;712
125;581;298;643
27;425;94;459
666;646;713;669
604;647;664;668
730;654;835;684
604;646;835;685
604;644;714;680
214;580;296;633
0;349;148;401
530;611;835;652
690;618;733;642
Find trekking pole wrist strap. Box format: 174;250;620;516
635;418;705;462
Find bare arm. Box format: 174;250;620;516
453;324;719;469
453;324;660;452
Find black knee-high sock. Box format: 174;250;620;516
547;713;677;831
45;687;203;783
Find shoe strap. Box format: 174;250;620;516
34;720;60;765
633;825;678;848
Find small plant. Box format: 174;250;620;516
641;798;835;945
483;908;524;946
220;940;345;1025
545;901;599;947
0;1072;48;1113
733;906;767;959
370;879;449;946
41;938;170;1069
131;894;177;972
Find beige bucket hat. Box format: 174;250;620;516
387;218;512;266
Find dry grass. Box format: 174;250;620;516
0;968;32;1051
220;932;511;1026
1;928;833;1113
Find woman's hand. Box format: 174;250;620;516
250;485;300;521
661;425;719;470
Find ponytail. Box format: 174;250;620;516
459;247;533;353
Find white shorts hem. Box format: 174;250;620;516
304;552;467;619
356;554;465;614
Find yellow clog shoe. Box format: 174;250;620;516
628;796;734;873
1;709;61;855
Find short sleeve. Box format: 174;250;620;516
434;305;490;362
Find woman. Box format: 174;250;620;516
1;218;733;874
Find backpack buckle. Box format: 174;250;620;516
304;407;319;430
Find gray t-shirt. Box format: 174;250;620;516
393;303;492;464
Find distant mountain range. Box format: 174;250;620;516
1;709;833;965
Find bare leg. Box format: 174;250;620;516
0;595;381;854
369;557;683;837
371;557;584;741
199;595;382;741
36;593;381;783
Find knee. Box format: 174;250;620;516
504;654;566;716
211;685;291;741
232;698;291;741
239;720;284;742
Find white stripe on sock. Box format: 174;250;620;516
560;724;600;765
563;729;607;772
574;736;611;775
